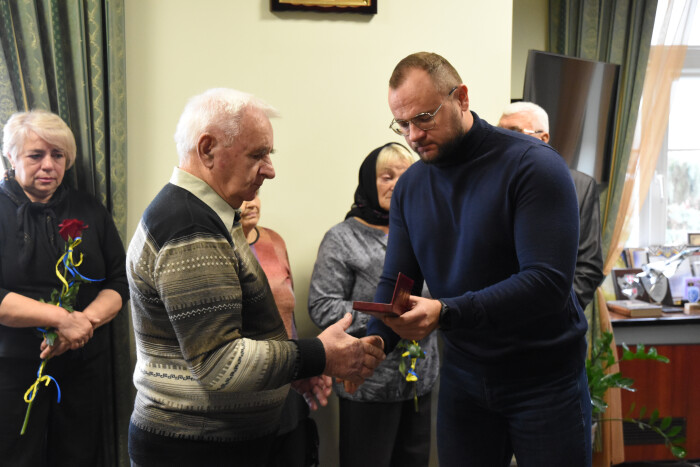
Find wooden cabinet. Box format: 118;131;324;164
617;344;700;461
611;313;700;461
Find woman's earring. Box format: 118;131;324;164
6;167;15;177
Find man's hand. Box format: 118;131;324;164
318;313;385;385
338;335;385;394
381;296;441;341
292;375;333;411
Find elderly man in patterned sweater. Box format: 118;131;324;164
126;88;385;467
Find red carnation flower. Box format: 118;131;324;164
58;219;88;242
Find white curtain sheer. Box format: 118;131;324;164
596;2;698;465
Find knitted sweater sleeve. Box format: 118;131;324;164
128;222;324;393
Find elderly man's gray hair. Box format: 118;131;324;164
500;101;549;133
174;88;279;160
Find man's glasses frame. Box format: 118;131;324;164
503;127;545;136
389;86;459;136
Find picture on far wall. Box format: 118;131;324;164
270;0;377;14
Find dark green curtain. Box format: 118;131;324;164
0;1;131;465
549;0;658;342
0;15;13;129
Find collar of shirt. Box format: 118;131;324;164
169;167;238;233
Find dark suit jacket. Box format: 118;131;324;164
570;169;605;309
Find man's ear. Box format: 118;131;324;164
541;132;550;144
456;84;469;111
197;133;216;169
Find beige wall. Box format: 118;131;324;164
125;1;513;464
510;0;549;99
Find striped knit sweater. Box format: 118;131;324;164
127;170;324;442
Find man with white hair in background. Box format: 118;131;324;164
499;101;605;309
126;87;385;466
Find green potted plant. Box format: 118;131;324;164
586;330;687;458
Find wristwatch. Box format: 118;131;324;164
438;300;454;330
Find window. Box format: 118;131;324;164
631;7;700;247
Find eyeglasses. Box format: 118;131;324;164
503;127;544;136
389;86;459;136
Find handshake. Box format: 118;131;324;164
292;313;385;410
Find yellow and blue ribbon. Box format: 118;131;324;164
20;359;61;435
398;339;426;411
54;238;103;307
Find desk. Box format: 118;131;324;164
610;312;700;461
611;312;700;345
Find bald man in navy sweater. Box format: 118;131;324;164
367;52;592;467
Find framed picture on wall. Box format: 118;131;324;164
270;0;377;14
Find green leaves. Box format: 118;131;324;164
589;330;684;458
671;445;687;458
58;281;81;312
620;342;670;363
587;331;669;417
398;340;425;359
398;358;406;377
614;405;688;459
396;339;425;378
44;331;58;347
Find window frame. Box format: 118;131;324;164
637;46;700;246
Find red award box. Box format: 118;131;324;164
352;273;414;319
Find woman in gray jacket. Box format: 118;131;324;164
308;142;439;467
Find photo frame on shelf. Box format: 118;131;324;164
270;0;377;14
611;268;650;302
688;232;700;246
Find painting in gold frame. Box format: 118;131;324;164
270;0;377;14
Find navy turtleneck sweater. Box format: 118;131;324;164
367;112;588;377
